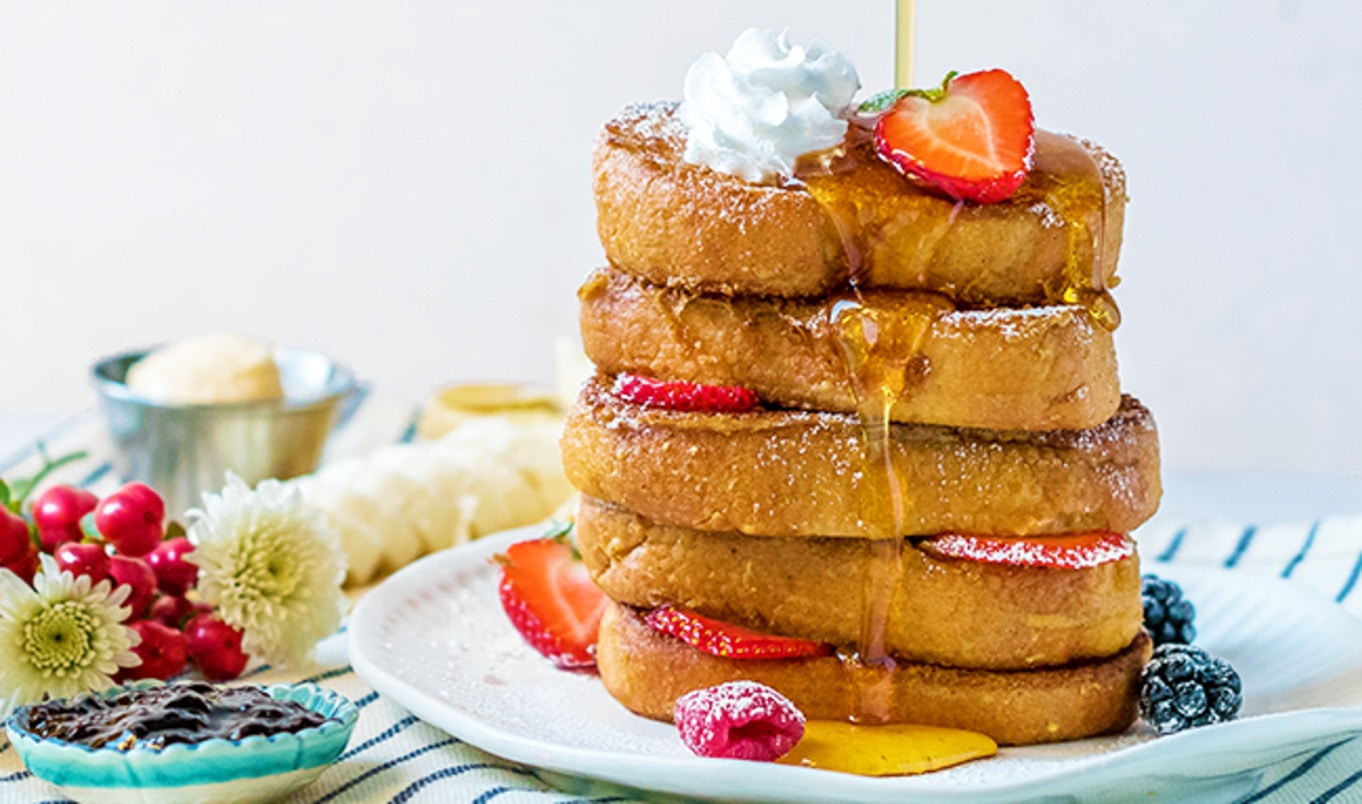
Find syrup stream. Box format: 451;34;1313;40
895;0;916;89
830;298;926;722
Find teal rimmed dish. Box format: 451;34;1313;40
5;681;358;804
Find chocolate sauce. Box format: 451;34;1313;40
22;682;331;751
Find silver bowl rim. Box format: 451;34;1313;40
91;345;358;413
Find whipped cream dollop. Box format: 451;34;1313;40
680;28;860;184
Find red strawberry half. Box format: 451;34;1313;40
874;69;1035;203
645;605;833;660
920;531;1134;570
497;526;608;670
612;373;760;413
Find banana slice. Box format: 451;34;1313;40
380;446;464;554
292;390;572;586
292;475;384;586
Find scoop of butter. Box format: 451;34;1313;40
126;333;284;404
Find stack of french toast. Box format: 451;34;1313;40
562;73;1162;745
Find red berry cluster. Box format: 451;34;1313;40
0;481;250;683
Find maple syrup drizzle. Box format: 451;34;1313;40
829;297;928;722
1013;130;1121;330
796;117;1120;331
778;721;997;776
797;116;1120;730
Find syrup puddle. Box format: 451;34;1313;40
779;721;998;776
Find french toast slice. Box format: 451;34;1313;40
576;496;1142;670
561;375;1160;538
597;603;1151;745
594;102;1126;302
580;267;1120;431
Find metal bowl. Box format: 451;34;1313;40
92;347;357;517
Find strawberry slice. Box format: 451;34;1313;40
496;525;608;670
612;373;760;413
873;69;1035;203
645;605;833;660
920;531;1134;570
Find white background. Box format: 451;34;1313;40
0;1;1359;475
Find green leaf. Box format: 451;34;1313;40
542;519;574;541
859;89;910;114
165;520;187;540
0;479;10;511
542;519;582;561
857;71;960;113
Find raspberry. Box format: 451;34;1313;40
1141;574;1196;646
612;374;760;413
673;681;805;761
1140;644;1241;735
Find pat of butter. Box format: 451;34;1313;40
126;333;284;404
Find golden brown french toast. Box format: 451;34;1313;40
594;102;1126;303
597;603;1151;745
576;496;1142;670
561;375;1160;538
580;267;1120;431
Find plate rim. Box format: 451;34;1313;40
349;526;1362;802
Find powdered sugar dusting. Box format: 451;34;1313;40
674;680;806;761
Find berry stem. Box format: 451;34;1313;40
5;445;89;511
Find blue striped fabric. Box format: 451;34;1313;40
0;404;1360;802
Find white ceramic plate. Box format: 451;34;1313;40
349;526;1362;803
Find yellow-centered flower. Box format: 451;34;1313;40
0;555;140;718
187;474;346;668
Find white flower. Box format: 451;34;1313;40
0;555;140;718
187;473;346;667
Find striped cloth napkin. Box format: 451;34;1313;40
0;398;1360;803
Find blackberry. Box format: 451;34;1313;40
1141;574;1196;646
1140;644;1242;735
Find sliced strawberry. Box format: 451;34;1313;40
645;605;833;660
496;527;608;670
612;373;760;413
873;69;1035;203
920;531;1134;570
